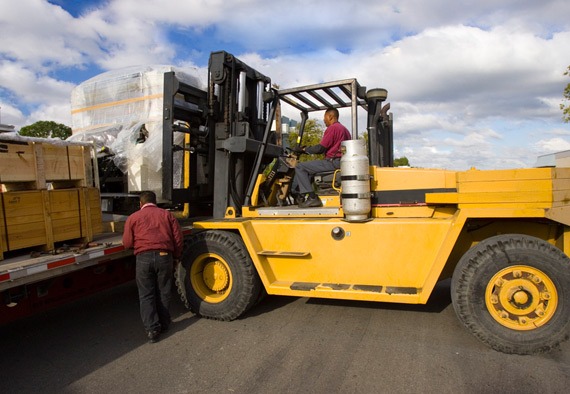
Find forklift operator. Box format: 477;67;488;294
292;107;351;208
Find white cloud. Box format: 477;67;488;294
0;0;100;69
0;103;25;128
536;137;570;152
1;0;569;169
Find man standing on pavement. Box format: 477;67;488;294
123;191;184;343
293;107;351;208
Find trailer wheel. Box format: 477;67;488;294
451;234;570;355
176;230;261;321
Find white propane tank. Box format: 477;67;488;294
340;139;371;222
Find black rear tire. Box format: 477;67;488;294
451;234;570;354
176;230;261;321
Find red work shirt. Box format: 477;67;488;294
320;122;351;159
122;203;184;258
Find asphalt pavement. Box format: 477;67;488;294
0;279;568;393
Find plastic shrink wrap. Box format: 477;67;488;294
68;65;204;202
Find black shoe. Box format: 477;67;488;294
299;195;322;208
147;330;160;343
160;321;170;333
293;194;305;205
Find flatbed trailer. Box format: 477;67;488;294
0;227;192;324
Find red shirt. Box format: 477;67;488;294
320;122;351;158
122;203;184;258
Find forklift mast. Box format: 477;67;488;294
207;51;282;218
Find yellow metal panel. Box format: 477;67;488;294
370;167;457;191
196;216;459;302
458;167;553;182
371;206;439;218
456;191;552;204
459;207;547;219
425;192;458;204
458;179;552;193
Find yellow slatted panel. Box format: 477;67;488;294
0;142;36;182
43;144;70;181
49;189;81;242
0;195;5;257
2;190;48;250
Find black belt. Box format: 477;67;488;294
140;250;171;255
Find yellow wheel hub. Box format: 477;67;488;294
190;253;233;303
485;265;558;331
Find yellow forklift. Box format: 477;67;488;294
176;51;570;355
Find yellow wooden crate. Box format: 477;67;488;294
0;140;37;183
1;190;48;251
68;146;94;186
0;195;5;258
0;187;103;258
0;139;96;190
49;189;82;242
42;144;70;182
80;187;103;239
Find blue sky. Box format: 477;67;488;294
1;0;570;170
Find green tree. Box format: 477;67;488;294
19;120;72;139
287;119;324;162
562;66;570;123
394;157;410;167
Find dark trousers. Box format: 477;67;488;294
135;251;173;332
293;158;340;194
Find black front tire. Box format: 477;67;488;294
451;234;570;354
176;230;261;321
